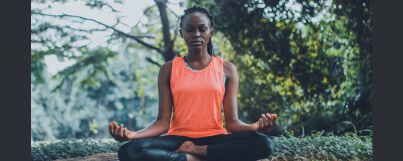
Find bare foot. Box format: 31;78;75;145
176;141;207;157
176;141;195;153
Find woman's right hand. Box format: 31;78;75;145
108;121;137;142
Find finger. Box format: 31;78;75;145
261;114;267;122
265;113;272;119
111;121;117;134
114;123;120;135
271;114;277;121
112;123;118;136
116;124;122;137
123;128;128;138
119;124;125;137
259;118;264;129
266;113;273;124
112;121;118;126
262;114;269;126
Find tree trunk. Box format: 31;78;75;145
155;0;176;62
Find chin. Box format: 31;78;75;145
189;46;203;53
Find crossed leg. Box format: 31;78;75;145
118;135;189;161
177;132;274;161
118;132;274;161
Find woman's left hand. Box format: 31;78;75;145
254;113;277;133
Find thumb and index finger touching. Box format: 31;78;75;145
109;121;135;141
259;113;278;129
109;121;124;137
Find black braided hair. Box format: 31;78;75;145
179;6;215;55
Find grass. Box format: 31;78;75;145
31;132;372;161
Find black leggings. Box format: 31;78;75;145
118;131;274;161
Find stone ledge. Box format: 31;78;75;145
54;153;118;161
53;153;284;161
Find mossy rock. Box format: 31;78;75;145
54;153;118;161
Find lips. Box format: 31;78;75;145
190;40;203;46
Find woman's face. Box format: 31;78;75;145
181;12;213;53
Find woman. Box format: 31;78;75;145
109;6;277;161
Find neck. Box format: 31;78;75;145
186;48;211;62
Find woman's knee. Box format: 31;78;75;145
255;132;275;157
118;140;146;161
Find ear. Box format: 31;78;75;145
179;29;183;38
210;27;215;37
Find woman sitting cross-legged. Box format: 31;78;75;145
109;6;277;161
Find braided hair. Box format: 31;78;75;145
179;6;215;55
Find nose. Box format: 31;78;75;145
192;30;201;37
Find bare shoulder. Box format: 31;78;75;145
223;60;238;78
159;61;173;81
160;61;172;72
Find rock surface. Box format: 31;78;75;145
53;153;118;161
53;153;309;161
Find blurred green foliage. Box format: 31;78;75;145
31;0;373;141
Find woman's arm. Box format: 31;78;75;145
133;62;174;139
222;61;275;133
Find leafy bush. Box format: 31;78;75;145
31;48;160;141
271;132;372;161
32;133;372;161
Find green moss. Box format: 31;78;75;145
31;139;120;161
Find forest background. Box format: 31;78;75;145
31;0;373;142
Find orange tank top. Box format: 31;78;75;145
167;55;228;138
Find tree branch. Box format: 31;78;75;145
166;5;180;18
145;57;162;67
64;25;108;33
33;12;163;54
143;5;156;15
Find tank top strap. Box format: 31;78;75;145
212;55;227;85
170;56;182;88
